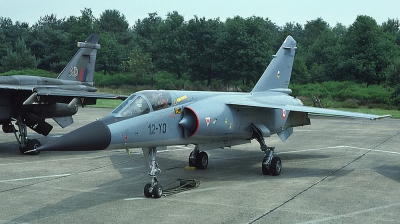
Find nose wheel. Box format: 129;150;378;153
144;183;163;198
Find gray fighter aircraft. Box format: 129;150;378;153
0;34;125;154
35;36;389;198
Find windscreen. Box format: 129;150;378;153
140;91;172;111
112;91;172;117
120;96;150;117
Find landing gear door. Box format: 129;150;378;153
252;123;271;137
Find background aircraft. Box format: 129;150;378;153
35;36;389;198
0;34;125;154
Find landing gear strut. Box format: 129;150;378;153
252;125;281;176
188;145;208;169
143;147;163;198
11;116;41;155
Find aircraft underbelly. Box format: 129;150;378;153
108;109;184;147
180;102;248;139
107;105;251;148
0;105;11;123
0;93;11;123
239;108;287;135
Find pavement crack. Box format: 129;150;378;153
372;129;400;150
248;131;400;224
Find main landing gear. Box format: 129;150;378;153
188;145;208;170
253;127;282;176
10;116;41;155
261;147;281;176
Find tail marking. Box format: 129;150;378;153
79;68;88;82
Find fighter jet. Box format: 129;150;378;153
35;36;389;198
0;34;125;154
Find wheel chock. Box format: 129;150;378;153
184;166;196;170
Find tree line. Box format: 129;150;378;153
1;8;400;102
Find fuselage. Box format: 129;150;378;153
99;89;303;150
109;91;299;148
0;75;96;91
0;75;95;123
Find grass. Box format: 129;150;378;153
87;87;135;108
89;99;124;108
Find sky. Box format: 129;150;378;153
1;0;399;28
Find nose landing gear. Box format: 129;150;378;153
143;147;163;198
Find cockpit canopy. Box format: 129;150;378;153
112;90;172;117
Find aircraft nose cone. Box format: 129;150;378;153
37;120;111;151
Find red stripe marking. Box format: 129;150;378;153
79;68;85;82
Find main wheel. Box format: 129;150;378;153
196;151;208;170
152;184;163;198
2;123;13;133
20;139;41;155
270;157;282;176
188;151;197;167
144;183;153;198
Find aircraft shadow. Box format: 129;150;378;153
8;146;361;223
374;164;400;183
9;152;140;223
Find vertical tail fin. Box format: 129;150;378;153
251;36;297;92
57;34;101;85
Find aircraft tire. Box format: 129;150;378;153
196;151;208;170
2;123;13;133
270;157;282;176
189;151;196;167
152;184;163;198
261;157;271;175
19;139;41;155
144;183;153;198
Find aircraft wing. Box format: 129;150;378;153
35;88;127;100
0;85;127;100
0;84;36;91
228;99;391;120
